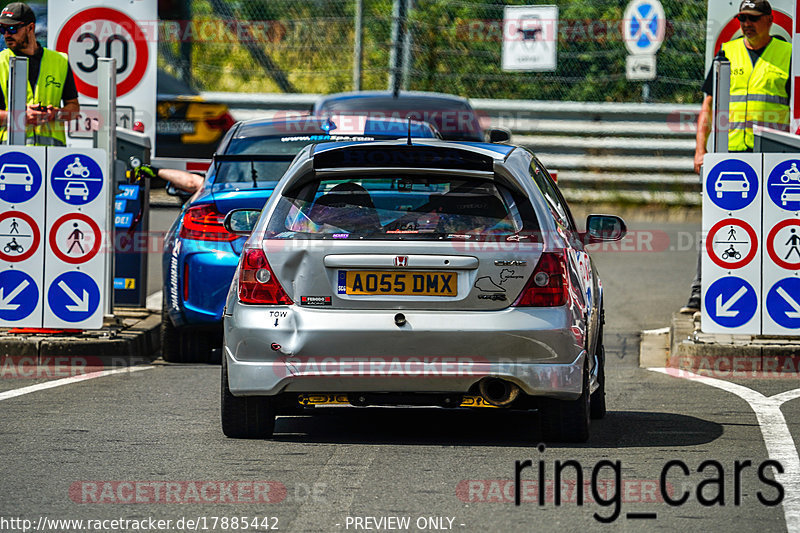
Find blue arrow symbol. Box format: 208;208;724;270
716;286;748;317
58;280;90;313
776;287;800;318
0;278;29;311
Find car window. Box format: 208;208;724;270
529;158;576;231
265;176;540;240
316;98;482;141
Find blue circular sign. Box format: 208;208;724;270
705;276;758;328
766;277;800;329
50;154;103;205
766;159;800;212
0;269;38;322
630;4;658;48
47;271;100;322
0;151;42;204
706;159;759;211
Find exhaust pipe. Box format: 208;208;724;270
478;378;520;407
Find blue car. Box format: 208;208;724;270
161;115;440;362
313;91;511;143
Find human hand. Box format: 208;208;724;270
25;104;47;125
128;164;159;184
693;147;706;174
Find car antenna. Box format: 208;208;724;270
406;116;412;146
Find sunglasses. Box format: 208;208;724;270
737;14;764;22
0;24;27;35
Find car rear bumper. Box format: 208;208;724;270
163;244;240;327
224;305;586;400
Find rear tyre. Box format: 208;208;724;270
161;299;221;364
221;356;275;438
539;359;590;443
161;299;182;363
590;344;607;420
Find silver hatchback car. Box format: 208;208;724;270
221;140;626;442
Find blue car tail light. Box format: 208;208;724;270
180;204;238;242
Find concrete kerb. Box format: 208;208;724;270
0;307;161;369
640;311;800;377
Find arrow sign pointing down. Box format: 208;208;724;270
776;287;800;318
58;280;89;313
0;279;30;311
716;286;748;318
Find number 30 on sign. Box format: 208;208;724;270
55;7;153;99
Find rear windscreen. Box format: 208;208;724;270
265;176;540;240
316;98;483;141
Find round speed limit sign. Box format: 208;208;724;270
55;7;149;99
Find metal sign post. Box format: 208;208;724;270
711;58;731;154
7;56;28;146
96;58;117;318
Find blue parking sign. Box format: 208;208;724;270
704;276;758;328
50;154;104;206
47;271;100;323
0;151;42;204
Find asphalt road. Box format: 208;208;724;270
1;206;798;533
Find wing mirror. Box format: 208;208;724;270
486;128;511;143
223;208;262;235
583;214;627;244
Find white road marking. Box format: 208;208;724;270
649;368;800;532
146;290;162;312
0;366;153;402
642;326;670;335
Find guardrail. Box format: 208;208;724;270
199;92;703;205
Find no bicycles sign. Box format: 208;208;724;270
49;0;157;152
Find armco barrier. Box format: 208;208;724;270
196;93;703;205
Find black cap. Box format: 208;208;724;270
738;0;772;16
0;3;35;25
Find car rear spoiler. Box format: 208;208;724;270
312;145;494;172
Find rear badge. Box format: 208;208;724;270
300;296;332;306
478;294;507;301
494;260;527;266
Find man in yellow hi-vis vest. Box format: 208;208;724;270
693;0;790;172
683;0;791;313
0;2;79;146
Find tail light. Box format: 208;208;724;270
205;111;236;132
180;204;237;242
513;251;568;307
238;247;293;305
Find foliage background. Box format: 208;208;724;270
158;0;707;103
